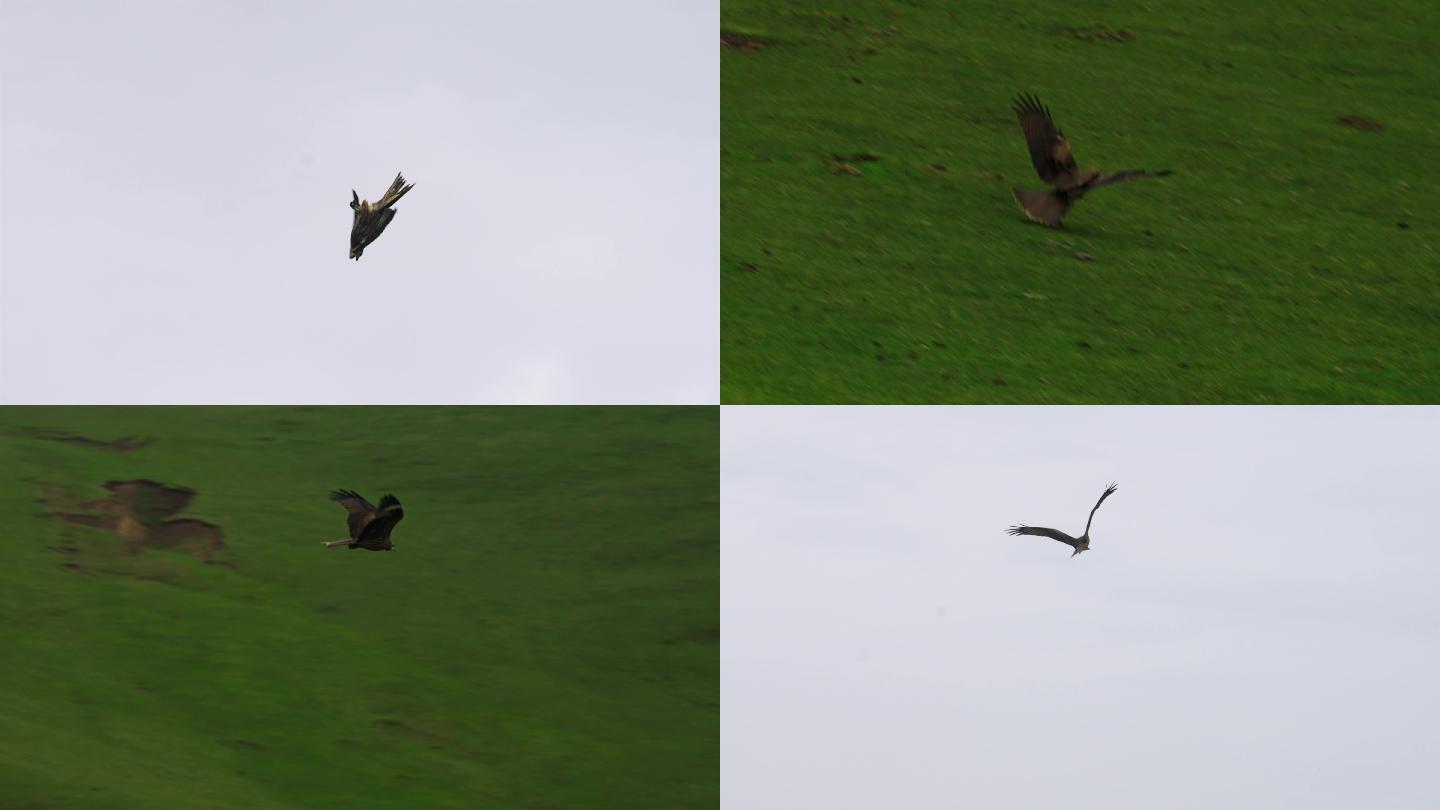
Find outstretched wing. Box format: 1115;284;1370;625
1007;524;1080;550
356;494;404;550
329;489;376;539
1013;93;1079;188
373;172;415;210
1091;169;1173;189
1084;482;1118;536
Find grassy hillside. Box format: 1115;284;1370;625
0;407;717;809
722;0;1439;402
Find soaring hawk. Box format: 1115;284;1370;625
323;489;404;550
1010;94;1171;227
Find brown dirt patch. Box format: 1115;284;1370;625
368;717;497;762
1336;115;1384;131
1054;26;1137;43
721;31;770;52
24;429;152;452
824;152;878;176
48;479;224;560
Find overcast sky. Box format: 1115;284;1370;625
1;1;715;403
723;406;1440;809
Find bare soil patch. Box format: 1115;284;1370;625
1336;115;1384;131
1053;25;1137;43
48;479;224;560
721;31;770;52
25;429;152;452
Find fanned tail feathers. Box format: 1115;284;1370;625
1012;187;1070;227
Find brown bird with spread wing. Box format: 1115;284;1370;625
1010;94;1171;227
323;489;404;551
349;172;415;259
1007;482;1117;557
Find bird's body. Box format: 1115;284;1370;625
349;172;415;259
1010;93;1171;227
1007;482;1117;557
323;489;403;550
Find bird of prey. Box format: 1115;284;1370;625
1007;482;1117;557
1010;93;1171;227
323;489;404;550
349;172;415;259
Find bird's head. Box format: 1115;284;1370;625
350;190;360;210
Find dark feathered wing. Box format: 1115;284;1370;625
1013;93;1079;188
351;209;397;259
329;489;376;539
350;210;365;255
1084;482;1118;536
1007;524;1081;550
355;494;403;550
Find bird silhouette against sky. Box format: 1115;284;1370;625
349;172;415;259
1007;482;1117;557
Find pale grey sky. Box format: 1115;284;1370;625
723;406;1440;809
1;1;716;403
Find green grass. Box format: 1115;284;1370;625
0;407;717;809
722;0;1440;402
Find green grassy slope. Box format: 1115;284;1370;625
0;407;717;809
722;0;1439;403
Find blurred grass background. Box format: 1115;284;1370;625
722;0;1438;402
0;406;717;808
